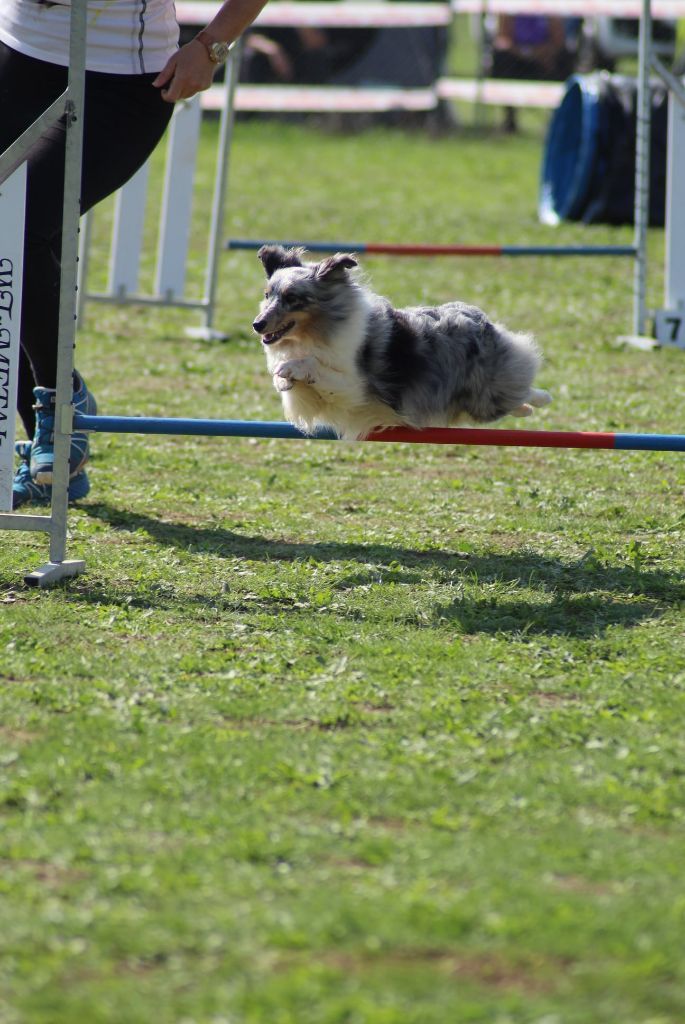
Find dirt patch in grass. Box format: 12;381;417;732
306;948;570;995
548;874;617;896
0;859;88;888
532;690;583;706
0;727;39;744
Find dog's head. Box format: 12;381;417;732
252;245;359;345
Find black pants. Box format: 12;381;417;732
0;41;174;436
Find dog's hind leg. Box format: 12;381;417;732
510;388;551;417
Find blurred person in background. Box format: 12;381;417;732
491;15;575;131
242;25;378;84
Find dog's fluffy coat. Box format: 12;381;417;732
253;245;551;439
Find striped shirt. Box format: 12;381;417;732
0;0;179;74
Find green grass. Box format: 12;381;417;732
2;118;685;1024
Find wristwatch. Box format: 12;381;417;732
195;29;232;65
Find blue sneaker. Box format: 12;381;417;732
30;371;97;485
12;441;90;509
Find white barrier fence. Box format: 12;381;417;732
175;2;453;28
437;79;564;108
204;84;439;112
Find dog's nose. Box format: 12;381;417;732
253;317;267;334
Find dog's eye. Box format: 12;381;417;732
284;292;306;310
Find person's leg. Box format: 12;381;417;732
0;65;101;483
21;68;174;388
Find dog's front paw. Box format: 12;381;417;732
274;358;318;387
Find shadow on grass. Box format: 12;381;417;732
74;504;685;638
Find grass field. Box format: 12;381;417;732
2;113;685;1024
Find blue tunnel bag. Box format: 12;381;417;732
539;72;668;227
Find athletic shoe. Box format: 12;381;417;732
30;371;97;484
12;442;90;509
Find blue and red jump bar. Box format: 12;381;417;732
73;416;685;453
227;239;637;259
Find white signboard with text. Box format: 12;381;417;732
0;164;25;511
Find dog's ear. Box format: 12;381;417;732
315;253;358;280
258;245;304;278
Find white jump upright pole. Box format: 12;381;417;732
186;41;242;341
31;0;89;585
664;82;685;335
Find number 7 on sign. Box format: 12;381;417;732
0;163;24;512
655;310;685;348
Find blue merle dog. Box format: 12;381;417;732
253;245;551;440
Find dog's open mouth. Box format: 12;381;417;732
262;321;295;345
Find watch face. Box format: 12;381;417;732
210;41;231;64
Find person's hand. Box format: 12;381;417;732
152;40;217;102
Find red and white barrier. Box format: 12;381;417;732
203;83;438;113
201;80;563;115
176;2;452;28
